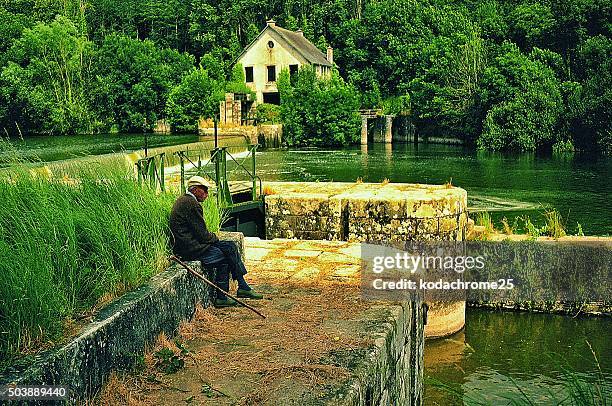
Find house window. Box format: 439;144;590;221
267;65;276;82
289;64;298;84
245;66;253;83
263;92;280;105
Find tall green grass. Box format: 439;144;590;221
0;161;221;365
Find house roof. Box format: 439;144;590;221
235;23;332;67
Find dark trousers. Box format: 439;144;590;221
200;241;247;298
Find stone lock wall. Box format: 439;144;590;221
341;301;425;406
264;182;469;339
265;192;344;240
265;182;468;243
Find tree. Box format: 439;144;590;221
570;35;612;153
509;3;555;50
166;67;224;132
0;16;95;135
90;34;193;132
278;67;360;146
477;42;564;151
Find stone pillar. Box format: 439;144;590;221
219;101;225;124
232;100;241;125
225;93;234;124
361;116;368;145
385;115;393;143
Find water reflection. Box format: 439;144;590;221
424;309;612;405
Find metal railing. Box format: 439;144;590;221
176;144;262;209
136;152;165;191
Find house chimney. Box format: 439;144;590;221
327;46;334;65
266;19;276;27
296;29;304;36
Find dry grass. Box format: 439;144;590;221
94;372;149;406
501;217;514;235
262;185;276;195
93;242;377;405
96;275;369;404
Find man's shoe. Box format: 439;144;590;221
237;288;264;299
214;297;239;308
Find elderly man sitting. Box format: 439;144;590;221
169;176;263;307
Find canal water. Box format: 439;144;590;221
251;143;612;236
424;309;611;405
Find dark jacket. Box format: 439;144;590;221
169;194;219;260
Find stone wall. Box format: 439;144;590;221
264;182;468;339
0;233;244;404
198;123;282;148
336;301;425;405
265;182;468;243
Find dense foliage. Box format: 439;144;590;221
0;0;610;151
278;67;361;146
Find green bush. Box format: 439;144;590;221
166;67;224;132
477;43;564;151
256;103;281;124
278;67;361;146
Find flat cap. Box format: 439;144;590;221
187;175;212;189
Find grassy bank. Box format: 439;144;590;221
0;163;220;366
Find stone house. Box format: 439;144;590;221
235;20;334;105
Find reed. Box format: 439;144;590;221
475;211;495;235
0;162;220;365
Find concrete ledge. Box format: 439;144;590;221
0;262;213;404
1;233;245;404
264;181;468;242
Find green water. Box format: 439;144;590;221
251;143;612;236
0;133;199;166
425;309;611;405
